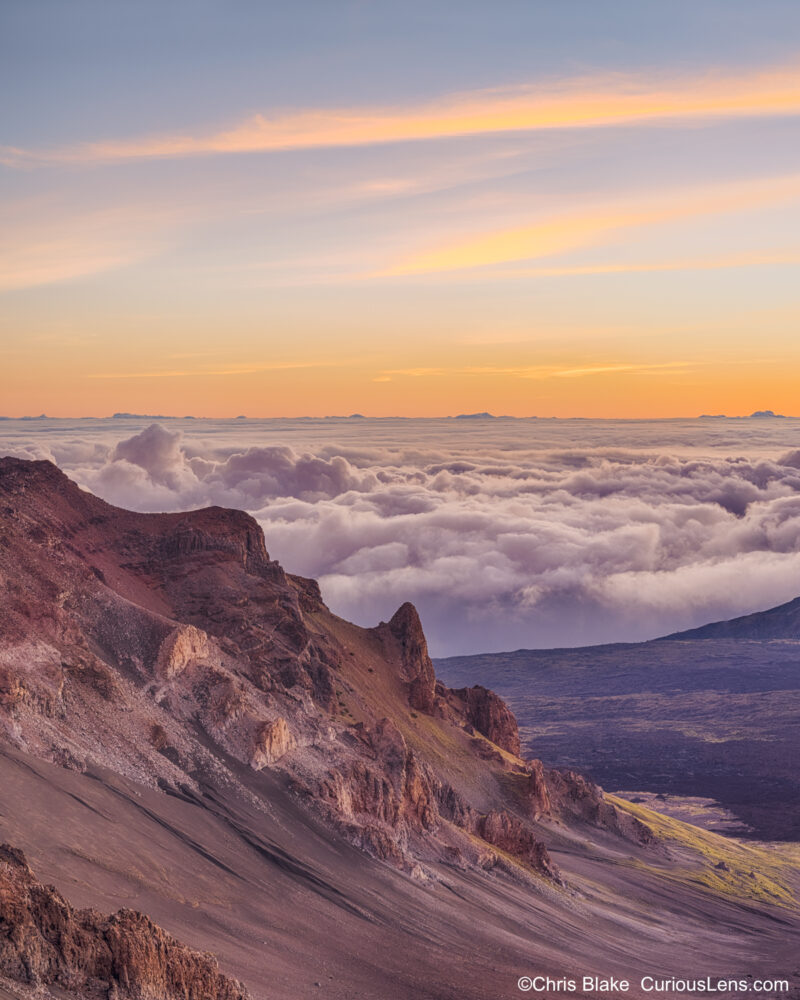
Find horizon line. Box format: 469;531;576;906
0;412;794;422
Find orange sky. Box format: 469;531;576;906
2;5;800;418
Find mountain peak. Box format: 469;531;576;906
383;601;436;711
0;456;642;888
1;456;795;999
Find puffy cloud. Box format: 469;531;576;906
110;423;188;489
59;423;381;512
4;417;800;655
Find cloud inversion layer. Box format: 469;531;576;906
4;417;800;655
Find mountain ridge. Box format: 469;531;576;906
437;595;800;840
1;456;798;999
0;456;656;881
663;594;800;640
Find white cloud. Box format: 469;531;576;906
4;417;800;655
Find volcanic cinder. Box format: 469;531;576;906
0;457;798;1000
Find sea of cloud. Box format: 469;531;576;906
4;415;800;656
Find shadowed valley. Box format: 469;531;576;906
437;605;800;841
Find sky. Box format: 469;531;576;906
2;1;800;418
6;415;800;655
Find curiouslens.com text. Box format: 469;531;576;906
516;975;791;995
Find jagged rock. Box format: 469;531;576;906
403;752;438;831
547;769;655;845
289;574;325;613
369;717;408;776
435;781;476;829
478;811;558;879
346;824;406;866
380;603;436;712
0;843;250;1000
196;671;248;726
0;664;24;708
318;762;400;825
159;507;279;580
526;759;551;819
316;729;439;846
0;642;65;718
155;625;209;679
272;641;338;711
0;456;656;894
451;685;521;756
251;717;296;769
69;655;119;701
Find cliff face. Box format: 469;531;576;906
2;458;796;1000
445;684;522;756
376;602;437;712
0;457;650;888
0;844;249;1000
546;769;656;845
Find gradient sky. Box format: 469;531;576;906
2;0;800;418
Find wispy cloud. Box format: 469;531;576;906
550;362;692;378
85;361;349;379
506;250;800;278
381;174;800;275
0;202;190;291
3;64;800;167
377;362;695;381
0;212;163;290
0;144;539;292
0;241;148;291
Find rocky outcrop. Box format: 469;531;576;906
312;717;564;877
0;664;24;709
451;685;521;756
434;781;476;829
0;455;655;893
318;763;401;826
379;603;436;712
547;770;656;845
0;642;65;718
402;752;439;831
271;639;338;711
154;625;209;679
288;574;326;614
343;823;407;866
317;721;439;835
159;507;278;579
370;717;408;773
526;759;551;819
0;843;249;1000
251;716;296;768
478;811;559;880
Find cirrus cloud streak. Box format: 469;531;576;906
3;63;800;168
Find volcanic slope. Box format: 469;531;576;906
0;457;798;1000
0;842;250;1000
436;602;800;841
